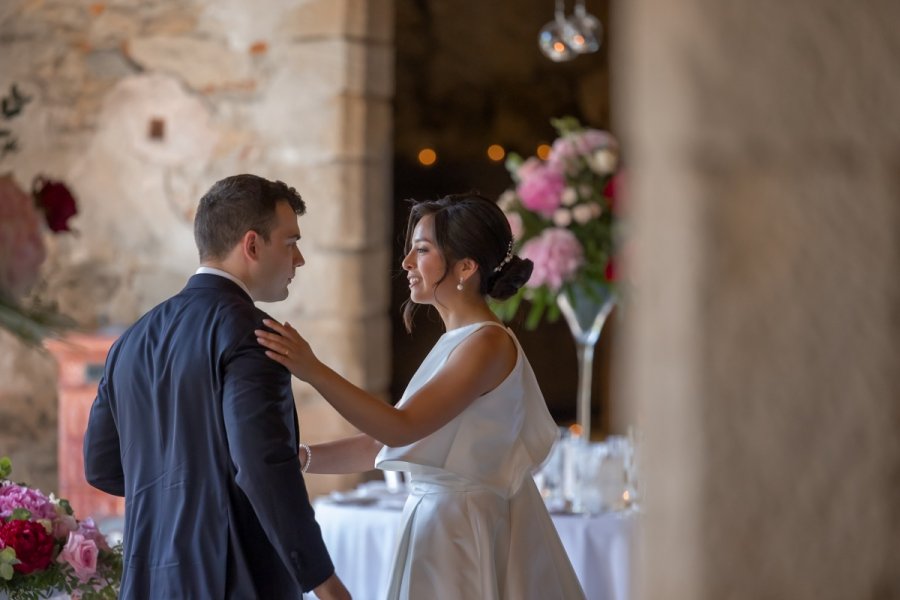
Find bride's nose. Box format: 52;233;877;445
401;248;415;271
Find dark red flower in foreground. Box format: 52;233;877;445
0;519;55;574
32;177;78;232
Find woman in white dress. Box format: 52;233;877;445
256;193;585;600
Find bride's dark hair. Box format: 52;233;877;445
401;192;533;332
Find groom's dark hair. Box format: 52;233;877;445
194;174;306;261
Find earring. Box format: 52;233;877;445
457;278;464;291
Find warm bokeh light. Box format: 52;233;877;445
417;148;437;166
487;144;506;161
536;143;551;160
568;423;583;438
553;41;566;53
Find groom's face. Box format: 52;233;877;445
253;200;304;302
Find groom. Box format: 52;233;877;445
84;174;350;599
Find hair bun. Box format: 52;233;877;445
487;256;533;300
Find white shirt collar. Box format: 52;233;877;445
195;267;253;300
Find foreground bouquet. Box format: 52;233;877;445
0;458;121;599
493;116;624;328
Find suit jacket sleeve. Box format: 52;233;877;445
83;366;126;497
222;327;335;592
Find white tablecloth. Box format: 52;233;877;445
311;499;635;600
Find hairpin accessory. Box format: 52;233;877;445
493;240;515;273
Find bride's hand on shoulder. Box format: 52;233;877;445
255;319;318;380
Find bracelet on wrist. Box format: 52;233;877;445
299;443;312;473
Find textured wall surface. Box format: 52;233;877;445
0;0;394;498
620;0;900;597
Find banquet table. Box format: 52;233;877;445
310;495;636;600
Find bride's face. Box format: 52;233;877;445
402;215;451;305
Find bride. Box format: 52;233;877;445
256;192;585;599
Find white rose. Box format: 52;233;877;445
589;148;618;175
561;187;578;206
572;203;595;224
552;208;573;227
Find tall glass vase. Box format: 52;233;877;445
556;286;616;440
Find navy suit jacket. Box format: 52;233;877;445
84;274;334;599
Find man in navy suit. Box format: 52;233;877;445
84;174;350;599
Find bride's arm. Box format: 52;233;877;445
302;433;383;475
257;319;516;448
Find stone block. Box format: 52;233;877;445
289;246;392;319
126;36;254;93
280;0;395;43
273;160;392;251
271;39;394;100
253;93;392;162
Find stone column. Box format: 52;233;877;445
619;0;900;598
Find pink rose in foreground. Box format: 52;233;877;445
0;175;47;298
517;164;565;218
57;532;98;583
519;228;584;291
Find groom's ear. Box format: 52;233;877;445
241;230;261;261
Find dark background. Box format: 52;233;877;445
388;0;619;436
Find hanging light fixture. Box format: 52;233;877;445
539;0;602;61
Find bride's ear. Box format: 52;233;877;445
454;258;480;280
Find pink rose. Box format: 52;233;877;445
57;532;98;583
0;175;46;298
516;164;565;218
519;228;584;291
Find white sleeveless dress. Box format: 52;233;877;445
375;322;586;600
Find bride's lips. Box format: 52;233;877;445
408;276;421;288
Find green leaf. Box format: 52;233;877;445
10;508;31;521
58;498;73;516
0;456;11;479
0;562;13;581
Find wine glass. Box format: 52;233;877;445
564;0;602;54
539;0;576;62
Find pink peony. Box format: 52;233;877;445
519;228;584;291
0;175;47;298
516;163;565;218
57;532;98;583
0;482;57;521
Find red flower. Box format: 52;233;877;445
0;519;55;574
603;172;624;214
32;177;78;233
604;256;617;282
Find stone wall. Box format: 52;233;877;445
620;0;900;597
0;0;394;498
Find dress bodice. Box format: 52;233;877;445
375;321;558;498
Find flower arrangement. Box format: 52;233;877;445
0;84;78;345
0;457;122;599
494;117;623;328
